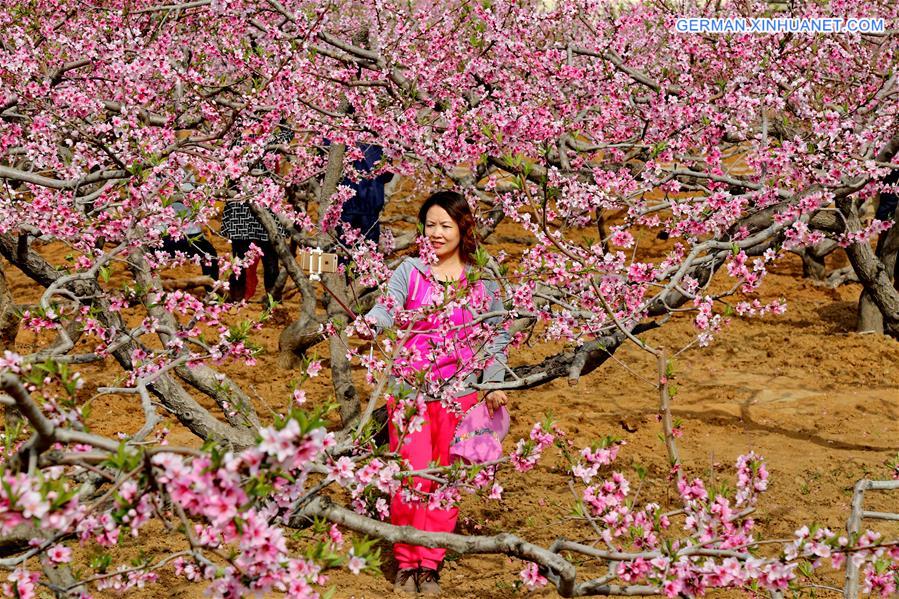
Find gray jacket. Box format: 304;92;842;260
366;257;509;399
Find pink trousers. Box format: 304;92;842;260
388;392;479;570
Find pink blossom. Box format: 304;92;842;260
416;235;439;265
47;544;72;564
326;457;356;486
328;524;344;548
488;482;504;500
519;562;547;590
305;360;322;378
6;569;39;599
347;551;366;575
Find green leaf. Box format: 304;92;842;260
633;464;647;480
102;442;142;471
90;553;112;573
471;246;490;269
650;140;668;158
797;560;813;578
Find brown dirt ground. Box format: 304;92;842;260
3;189;899;598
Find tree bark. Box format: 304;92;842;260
246;203;323;368
0;259;19;348
797;239;839;281
278;314;326;368
851;135;899;335
323;280;359;426
0;524;37;558
800;249;827;280
836;199;899;336
857;222;899;333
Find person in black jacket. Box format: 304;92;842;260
877;167;899;223
221;120;293;302
221;202;284;302
156;175;219;289
339;144;394;248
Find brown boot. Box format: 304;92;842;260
417;568;441;596
393;568;418;594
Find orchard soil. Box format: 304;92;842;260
5;189;899;598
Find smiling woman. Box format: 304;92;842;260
364;190;510;595
423;205;460;263
418;191;477;277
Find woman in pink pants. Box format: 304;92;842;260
366;191;509;595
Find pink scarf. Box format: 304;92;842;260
399;266;491;382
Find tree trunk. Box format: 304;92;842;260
316;138;360;426
0;260;19;348
800;249;827;281
246;203;324;368
857;221;899;333
798;239;838;281
278;314;325;368
324;285;359;426
837;199;899;336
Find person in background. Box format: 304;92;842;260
220;201;284;302
220;119;294;302
874;167;899;284
339;144;394;251
365;191;509;596
877;167;898;223
158;178;220;287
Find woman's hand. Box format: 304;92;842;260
484;390;508;415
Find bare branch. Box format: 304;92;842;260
0;373;122;472
0;166;129;190
571;45;682;97
295;496;578;596
132;0;213;14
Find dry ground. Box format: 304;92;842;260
4;191;899;598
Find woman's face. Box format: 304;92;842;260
424;205;461;261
